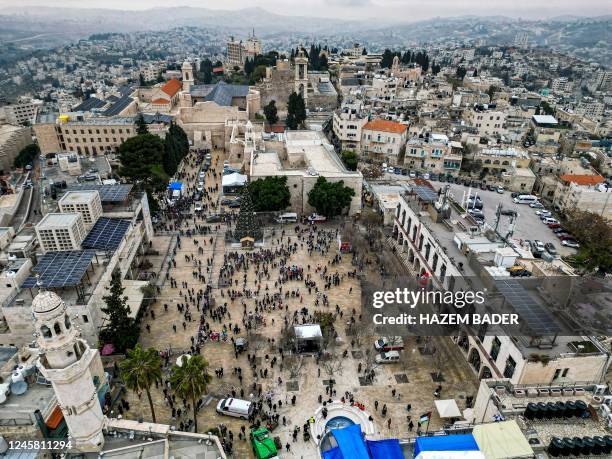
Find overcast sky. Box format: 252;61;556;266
6;0;611;21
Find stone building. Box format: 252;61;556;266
360;119;408;163
0;124;32;174
250;130;362;216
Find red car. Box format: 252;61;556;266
558;234;576;241
556;232;572;239
547;223;561;229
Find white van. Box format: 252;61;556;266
275;212;298;224
216;398;254;419
512;194;537;204
375;350;401;364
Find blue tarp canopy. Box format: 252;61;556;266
368;439;404;459
168;182;183;190
322;424;370;459
414;434;479;456
321;447;343;459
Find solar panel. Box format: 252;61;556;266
413;185;438;203
494;279;560;335
102;95;134;116
22;250;96;289
66;184;133;203
82;218;130;251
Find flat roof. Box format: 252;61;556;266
37;212;81;228
58;190;99;204
532;114;558;125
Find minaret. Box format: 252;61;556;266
182;61;194;92
294;47;309;103
33;289;105;452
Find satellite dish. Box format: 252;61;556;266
10;381;27;395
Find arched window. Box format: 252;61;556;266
53;322;62;335
502;160;509;165
64;315;71;329
41;325;52;339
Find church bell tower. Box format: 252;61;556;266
33;290;105;452
294;47;309;103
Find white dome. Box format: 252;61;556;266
32;290;63;315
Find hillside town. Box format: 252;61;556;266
0;4;611;459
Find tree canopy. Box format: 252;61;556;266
263;100;279;125
100;269;139;352
120;346;162;422
14;143;39;169
170;355;212;432
135;113;148;135
307;177;355;218
248;176;291;212
163;123;190;176
564;210;612;274
341;150;358;171
286;91;306;130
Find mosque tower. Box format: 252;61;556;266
33;289;105;452
182;61;194;92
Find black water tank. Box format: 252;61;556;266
565;401;577;418
570;437;583;456
548;437;564;457
603;435;612;454
555;401;567;418
524;402;538;420
592;436;606;454
536;402;548;419
581;436;594;455
546;402;558;419
575;400;587;417
561;438;574;456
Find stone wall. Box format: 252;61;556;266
33;123;61;154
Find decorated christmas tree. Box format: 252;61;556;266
234;186;262;241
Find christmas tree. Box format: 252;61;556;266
234;186;262;241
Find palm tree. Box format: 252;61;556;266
170;355;212;432
120;345;162;423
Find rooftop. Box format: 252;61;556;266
36;212;81;228
161;78;182;97
58;190;99;204
559;174;605;186
532;114;558;125
58;116;134;126
363;119;408;134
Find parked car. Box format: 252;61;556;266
552;227;567;234
531;240;545;257
511;192;520;198
228;201;241;208
375;351;401;364
529;202;545;209
545;243;558;255
500;209;518;217
496;186;505;194
194;203;203;211
542;217;559;225
374;337;404;352
487;184;496;191
216;398;254;420
508;265;532;277
547;223;562;229
429;173;438;181
556;232;573;240
308;213;327;223
422;173;430;180
206;215;223;223
561;239;580;248
536;210;552;218
468;209;485;218
409;171;417;178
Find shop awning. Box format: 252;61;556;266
435;399;462;418
472;420;534;459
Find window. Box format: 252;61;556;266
490;337;501;361
41;325;52;339
562;368;569;377
503;356;516;379
82;314;89;323
53;322;62;335
64;315;71;329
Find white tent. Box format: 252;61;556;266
435;399;462;418
222;173;248;188
472;420;534;459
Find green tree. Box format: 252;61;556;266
251;65;267;83
162;123;189;176
263;100;278;125
564;210;612;274
199;58;213;84
170;355;212;432
286;91;306;130
307;177;355;218
13;143;39;169
456;66;467;80
341;150;358;171
139;73;146;86
234;186;263;240
248;176;290;211
100;269;139;352
135;113;149;135
120;346;162;422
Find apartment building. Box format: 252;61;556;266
331;100;368;151
551;77;572;94
226;33;261;68
360;119;408;163
1;99;42;125
34;116;136;155
58;190;103;230
404;133;462;175
35;213;87;252
553;175;612;219
367;75;398;102
464;106;506;137
575;98;605;120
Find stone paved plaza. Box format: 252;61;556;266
117;149;478;458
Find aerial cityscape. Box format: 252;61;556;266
0;1;611;458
